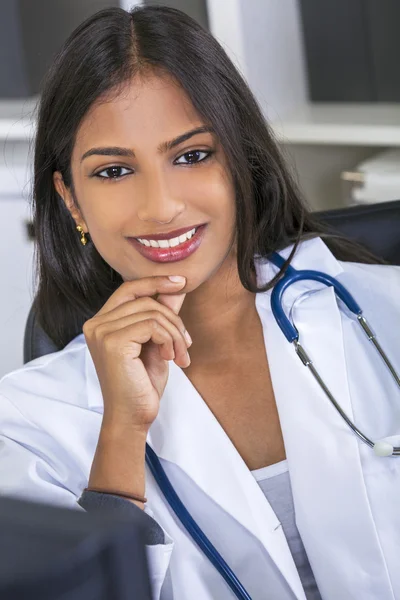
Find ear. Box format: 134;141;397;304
53;171;88;232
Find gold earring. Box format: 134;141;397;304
76;225;87;246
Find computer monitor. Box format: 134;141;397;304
0;494;152;599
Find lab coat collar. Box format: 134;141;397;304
85;237;382;598
253;234;344;304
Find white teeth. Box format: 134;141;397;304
138;227;197;248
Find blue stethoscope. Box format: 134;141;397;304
145;251;400;600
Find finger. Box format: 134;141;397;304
97;276;186;317
156;291;186;315
92;311;189;365
102;318;176;363
86;297;191;347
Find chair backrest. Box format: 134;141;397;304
23;199;400;364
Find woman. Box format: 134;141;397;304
0;5;399;599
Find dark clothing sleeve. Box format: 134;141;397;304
78;490;165;545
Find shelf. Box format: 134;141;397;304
271;103;400;147
2;98;400;149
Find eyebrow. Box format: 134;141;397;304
80;125;215;163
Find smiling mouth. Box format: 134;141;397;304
128;223;208;263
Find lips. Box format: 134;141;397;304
128;223;207;263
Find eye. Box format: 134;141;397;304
174;150;212;165
94;166;132;180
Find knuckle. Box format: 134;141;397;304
148;318;168;338
144;297;159;310
173;315;186;337
82;319;92;334
148;310;161;320
93;322;107;340
102;331;116;350
151;312;178;336
137;297;156;312
148;318;159;331
127;298;184;337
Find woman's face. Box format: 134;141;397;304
54;72;237;289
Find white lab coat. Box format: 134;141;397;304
0;236;400;600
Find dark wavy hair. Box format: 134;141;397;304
31;4;382;350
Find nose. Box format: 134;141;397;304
136;169;185;224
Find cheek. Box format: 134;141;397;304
208;162;236;208
208;176;236;222
78;185;130;233
177;168;235;214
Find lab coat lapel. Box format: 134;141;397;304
147;353;307;599
258;238;394;599
143;237;345;598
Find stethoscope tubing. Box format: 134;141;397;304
145;443;252;600
268;252;362;343
268;251;400;456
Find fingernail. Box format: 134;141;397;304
168;276;186;283
184;330;192;345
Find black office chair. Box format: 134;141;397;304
23;200;400;364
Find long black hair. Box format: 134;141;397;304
31;4;382;351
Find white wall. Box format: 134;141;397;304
119;0;143;10
206;0;248;78
240;0;308;122
0;140;35;378
207;0;308;121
